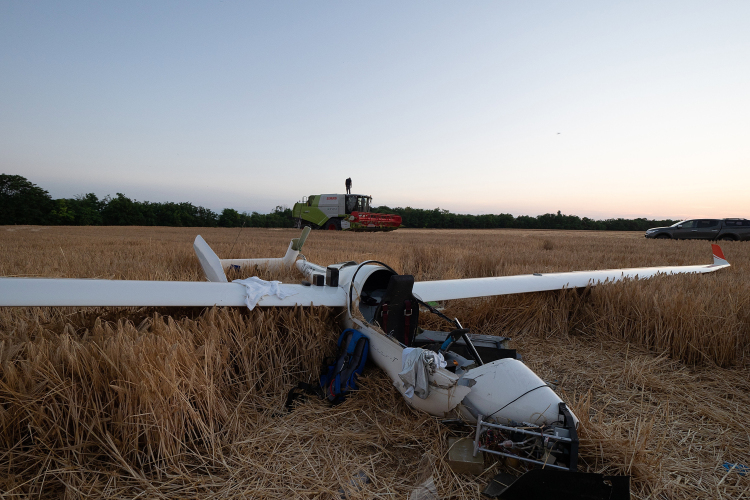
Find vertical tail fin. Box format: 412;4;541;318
291;226;311;252
283;226;311;267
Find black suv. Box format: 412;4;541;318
645;218;750;241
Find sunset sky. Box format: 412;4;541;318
1;1;748;219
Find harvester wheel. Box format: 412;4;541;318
325;219;341;231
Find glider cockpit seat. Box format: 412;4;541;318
373;274;419;346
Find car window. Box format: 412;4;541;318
679;220;697;228
697;220;719;228
725;220;749;226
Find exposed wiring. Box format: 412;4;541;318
486;384;550;419
413;297;459;328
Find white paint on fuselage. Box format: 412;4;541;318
342;263;576;426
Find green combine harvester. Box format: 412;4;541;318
292;194;401;231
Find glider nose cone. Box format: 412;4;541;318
459;358;578;427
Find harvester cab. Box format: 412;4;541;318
292;193;401;231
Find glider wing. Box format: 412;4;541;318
0;278;346;308
412;244;730;303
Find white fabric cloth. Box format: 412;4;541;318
430;350;447;370
398;348;446;399
233;277;297;310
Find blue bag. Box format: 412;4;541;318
319;329;369;405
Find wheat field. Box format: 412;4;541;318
1;226;749;499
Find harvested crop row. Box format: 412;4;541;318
1;226;748;499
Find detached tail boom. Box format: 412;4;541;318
218;227;311;272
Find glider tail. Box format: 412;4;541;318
215;227;311;273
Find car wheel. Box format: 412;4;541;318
718;235;736;241
655;233;670;239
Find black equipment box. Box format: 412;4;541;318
412;330;518;363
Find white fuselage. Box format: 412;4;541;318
312;260;576;427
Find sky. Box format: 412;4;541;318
1;1;748;220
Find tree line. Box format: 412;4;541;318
373;206;676;231
0;174;293;228
1;174;676;231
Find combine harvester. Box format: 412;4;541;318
0;229;731;498
292;193;401;231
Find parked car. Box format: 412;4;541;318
645;218;750;240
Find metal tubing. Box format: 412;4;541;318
474;446;569;471
477;420;573;443
460;331;484;366
558;402;579;472
473;414;483;457
473;414;572;472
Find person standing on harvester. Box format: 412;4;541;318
345;177;352;194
